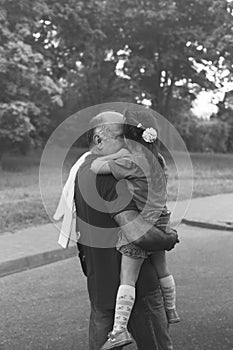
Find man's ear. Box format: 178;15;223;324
93;135;102;148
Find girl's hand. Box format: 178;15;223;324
90;159;111;174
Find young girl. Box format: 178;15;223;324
91;109;180;350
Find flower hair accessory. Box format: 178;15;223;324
142;127;157;143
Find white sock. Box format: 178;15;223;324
160;275;176;310
112;284;135;334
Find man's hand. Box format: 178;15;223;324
163;228;179;251
114;210;179;252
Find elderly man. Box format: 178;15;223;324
74;111;178;350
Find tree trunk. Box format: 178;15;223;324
0;152;4;171
163;76;175;119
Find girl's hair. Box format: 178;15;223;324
123;109;166;185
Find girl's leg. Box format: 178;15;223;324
150;250;170;278
112;255;144;334
150;251;180;324
101;255;144;349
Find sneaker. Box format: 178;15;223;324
166;308;181;324
100;330;134;350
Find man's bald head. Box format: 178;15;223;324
90;110;124;130
87;111;124;148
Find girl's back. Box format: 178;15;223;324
108;150;167;224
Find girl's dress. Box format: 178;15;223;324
108;153;171;259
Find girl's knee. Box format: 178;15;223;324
120;256;144;286
120;267;137;286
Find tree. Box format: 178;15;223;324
0;0;63;163
105;0;233;117
213;90;233;152
1;0;233;158
21;0;233;122
166;97;199;150
28;0;135;116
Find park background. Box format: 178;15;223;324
1;2;233;350
0;0;233;234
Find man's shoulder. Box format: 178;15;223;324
75;154;97;183
79;153;97;171
75;154;118;201
76;153;117;186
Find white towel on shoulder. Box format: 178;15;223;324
53;151;91;248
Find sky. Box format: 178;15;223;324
192;82;233;119
192;91;218;119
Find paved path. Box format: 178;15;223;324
1;225;233;350
0;193;232;278
0;223;76;278
170;193;233;230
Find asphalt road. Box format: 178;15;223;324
1;225;233;350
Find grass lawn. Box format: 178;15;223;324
167;151;233;200
0;149;232;234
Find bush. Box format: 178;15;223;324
194;119;229;153
174;115;229;153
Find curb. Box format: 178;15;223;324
1;219;233;279
0;246;77;278
182;219;233;231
